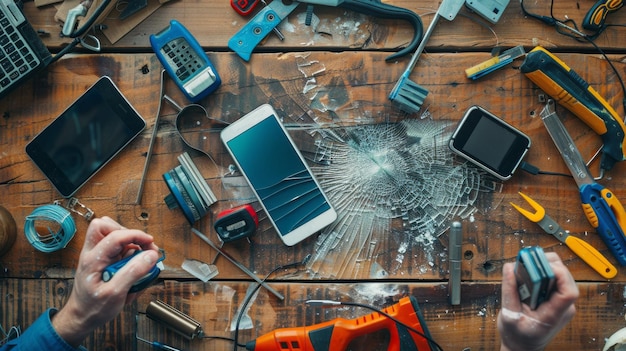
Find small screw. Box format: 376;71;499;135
261;0;285;41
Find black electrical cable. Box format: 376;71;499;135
232;256;311;351
519;161;572;178
199;334;246;347
322;301;445;351
66;0;112;39
48;0;113;64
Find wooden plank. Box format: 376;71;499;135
0;52;625;283
0;279;624;350
22;0;626;51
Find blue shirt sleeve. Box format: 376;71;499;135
0;309;87;351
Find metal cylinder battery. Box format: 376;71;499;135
145;300;203;340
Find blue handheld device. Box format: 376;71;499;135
150;20;221;103
102;249;166;293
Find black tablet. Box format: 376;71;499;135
26;76;146;197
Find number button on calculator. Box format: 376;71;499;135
162;38;202;82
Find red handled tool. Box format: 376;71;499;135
245;296;437;351
231;0;259;15
214;204;258;242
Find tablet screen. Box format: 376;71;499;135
26;76;146;197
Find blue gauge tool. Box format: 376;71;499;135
102;249;166;293
150;20;221;103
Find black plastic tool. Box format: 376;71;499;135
214;204;258;242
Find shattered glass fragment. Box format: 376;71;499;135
291;119;493;278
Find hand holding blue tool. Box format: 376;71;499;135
540;100;626;267
511;192;617;279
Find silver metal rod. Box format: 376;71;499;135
402;11;442;75
136;70;167;205
191;228;285;300
448;221;462;305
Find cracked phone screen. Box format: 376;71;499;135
224;114;333;236
289;119;493;278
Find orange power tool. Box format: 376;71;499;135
245;296;435;351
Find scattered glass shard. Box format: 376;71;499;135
295;119;493;278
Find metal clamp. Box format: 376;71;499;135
53;197;94;221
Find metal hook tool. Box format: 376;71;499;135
228;0;424;62
162;95;229;160
135;71;229;204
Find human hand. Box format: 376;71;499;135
497;252;579;351
52;216;160;347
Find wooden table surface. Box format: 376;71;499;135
1;0;626;350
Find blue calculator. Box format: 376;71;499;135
150;20;221;103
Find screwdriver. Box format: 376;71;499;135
137;336;182;351
540;100;626;266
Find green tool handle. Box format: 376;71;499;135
520;46;626;171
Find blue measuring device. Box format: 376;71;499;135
102;249;166;293
150;20;221;102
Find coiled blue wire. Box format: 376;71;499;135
24;205;76;253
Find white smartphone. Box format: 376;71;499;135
220;104;337;246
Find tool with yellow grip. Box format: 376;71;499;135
245;296;437;351
583;0;624;31
520;46;626;171
511;192;617;279
540;100;626;267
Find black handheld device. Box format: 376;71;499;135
449;105;531;180
514;246;556;310
25;76;146;197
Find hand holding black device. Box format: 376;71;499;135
514;246;556;310
26;76;146;197
449;106;531;180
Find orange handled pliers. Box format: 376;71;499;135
511;192;618;279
